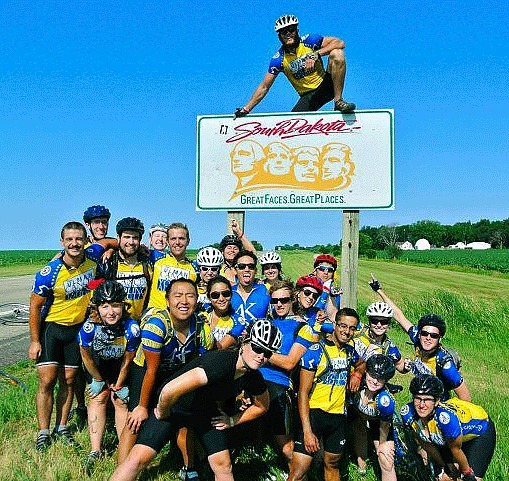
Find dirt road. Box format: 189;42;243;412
0;275;33;367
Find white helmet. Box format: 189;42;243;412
274;14;298;32
249;319;282;353
258;250;282;265
366;302;394;318
196;246;224;267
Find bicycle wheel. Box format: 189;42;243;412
0;303;30;324
0;369;27;393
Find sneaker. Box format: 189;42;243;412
185;471;200;481
35;432;52;451
52;426;75;446
334;98;356;113
83;450;102;475
178;466;187;481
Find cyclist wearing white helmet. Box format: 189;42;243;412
369;274;471;402
234;14;355;118
195;246;224;309
353;300;406;374
148;223;168;253
258;250;283;289
111;319;282;481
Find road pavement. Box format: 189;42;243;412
0;275;32;367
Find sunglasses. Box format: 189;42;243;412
369;318;390;326
200;266;219;272
316;265;335;274
278;26;297;34
302;288;320;300
209;290;232;300
270;296;292;305
419;330;440;339
236;262;256;270
414;396;436;405
251;343;273;358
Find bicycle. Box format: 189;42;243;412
0;369;27;393
0;303;29;325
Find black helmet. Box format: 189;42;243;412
366;354;396;381
409;375;444;399
220;234;242;251
83;205;111;223
417;313;446;337
92;280;126;305
116;217;145;236
248;319;282;353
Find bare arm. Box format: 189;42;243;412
155;367;209;419
454;380;471;402
446;436;471;474
241;73;277;114
269;342;307;371
28;293;46;360
231;219;256;253
298;368;320;453
216;334;237;350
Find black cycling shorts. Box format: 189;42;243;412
37;322;82;368
291;73;334;112
265;381;293;436
83;358;122;385
136;409;230;457
294;409;347;456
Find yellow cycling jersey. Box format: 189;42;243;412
32;245;104;326
268;34;327;95
148;253;197;309
115;259;152;320
198;310;235;344
301;339;358;414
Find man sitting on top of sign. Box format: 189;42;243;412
234;14;356;118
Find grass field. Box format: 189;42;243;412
399;248;509;273
0;251;507;480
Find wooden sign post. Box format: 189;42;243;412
340;210;360;308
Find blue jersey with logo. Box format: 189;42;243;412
229;283;270;338
353;387;395;423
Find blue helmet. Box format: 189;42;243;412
83;205;111;223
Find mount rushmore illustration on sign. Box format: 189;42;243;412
197;110;394;211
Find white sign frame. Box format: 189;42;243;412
196;110;394;211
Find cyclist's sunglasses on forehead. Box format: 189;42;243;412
250;343;273;358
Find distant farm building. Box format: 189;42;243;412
449;242;466;249
415;238;431;250
466;242;491;250
398;241;414;250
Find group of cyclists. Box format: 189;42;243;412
27;13;495;481
28;202;496;481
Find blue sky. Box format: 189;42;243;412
1;0;508;250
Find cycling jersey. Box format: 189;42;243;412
315;279;341;311
407;326;463;396
353;326;402;363
33;244;104;326
197;309;235;344
98;254;152;320
259;315;311;387
148;250;197;309
196;282;212;312
78;318;141;360
301;339;359;414
401;398;490;446
268;34;326;95
229;283;270;337
352;387;395;423
133;308;213;373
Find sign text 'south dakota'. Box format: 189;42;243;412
240;193;346;206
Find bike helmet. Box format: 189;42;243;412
417;313;446;337
313;254;337;270
220;234;242;251
409;375;444;399
366;354;396;381
259;251;282;265
196;246;224;267
248;319;282;353
274;14;299;32
83;205;111;223
366;302;394;319
295;275;323;293
116;217;145;236
149;223;168;235
92;280;126;305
